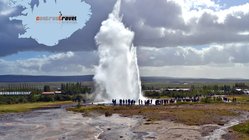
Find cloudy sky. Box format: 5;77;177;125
1;0;249;79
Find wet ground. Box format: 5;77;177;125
0;108;100;140
0;107;248;140
204;112;249;140
0;107;144;140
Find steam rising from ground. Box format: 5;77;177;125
94;0;143;102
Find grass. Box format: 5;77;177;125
142;82;249;89
68;103;237;125
0;101;72;114
227;95;249;103
67;98;249;125
232;121;249;134
226;121;249;140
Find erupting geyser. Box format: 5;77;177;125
94;0;143;102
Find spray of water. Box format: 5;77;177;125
93;0;143;102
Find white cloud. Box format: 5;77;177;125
1;0;249;79
138;43;249;66
1;44;249;78
169;0;220;23
0;0;17;16
140;64;249;79
238;31;249;35
135;41;249;78
121;0;249;47
0;8;15;16
0;51;95;75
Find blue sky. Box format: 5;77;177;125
2;51;51;61
217;0;249;8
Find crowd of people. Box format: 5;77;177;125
112;97;198;106
112;99;136;106
111;96;236;106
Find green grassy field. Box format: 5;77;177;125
68;102;249;139
68;103;238;125
142;81;249;89
0;101;72;114
227;95;249;103
228;121;249;140
233;121;249;134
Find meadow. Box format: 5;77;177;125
0;101;72;114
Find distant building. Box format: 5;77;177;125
54;91;62;94
235;88;242;92
42;92;55;95
143;88;191;94
243;89;249;94
42;91;62;95
166;88;191;92
0;91;31;95
235;88;249;94
143;89;162;93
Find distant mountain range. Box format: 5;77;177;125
0;75;248;83
0;75;93;82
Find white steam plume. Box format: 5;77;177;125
93;0;143;102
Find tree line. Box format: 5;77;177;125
144;83;249;98
0;82;92;104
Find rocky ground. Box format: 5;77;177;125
0;105;249;140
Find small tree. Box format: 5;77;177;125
76;94;82;108
43;85;50;92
